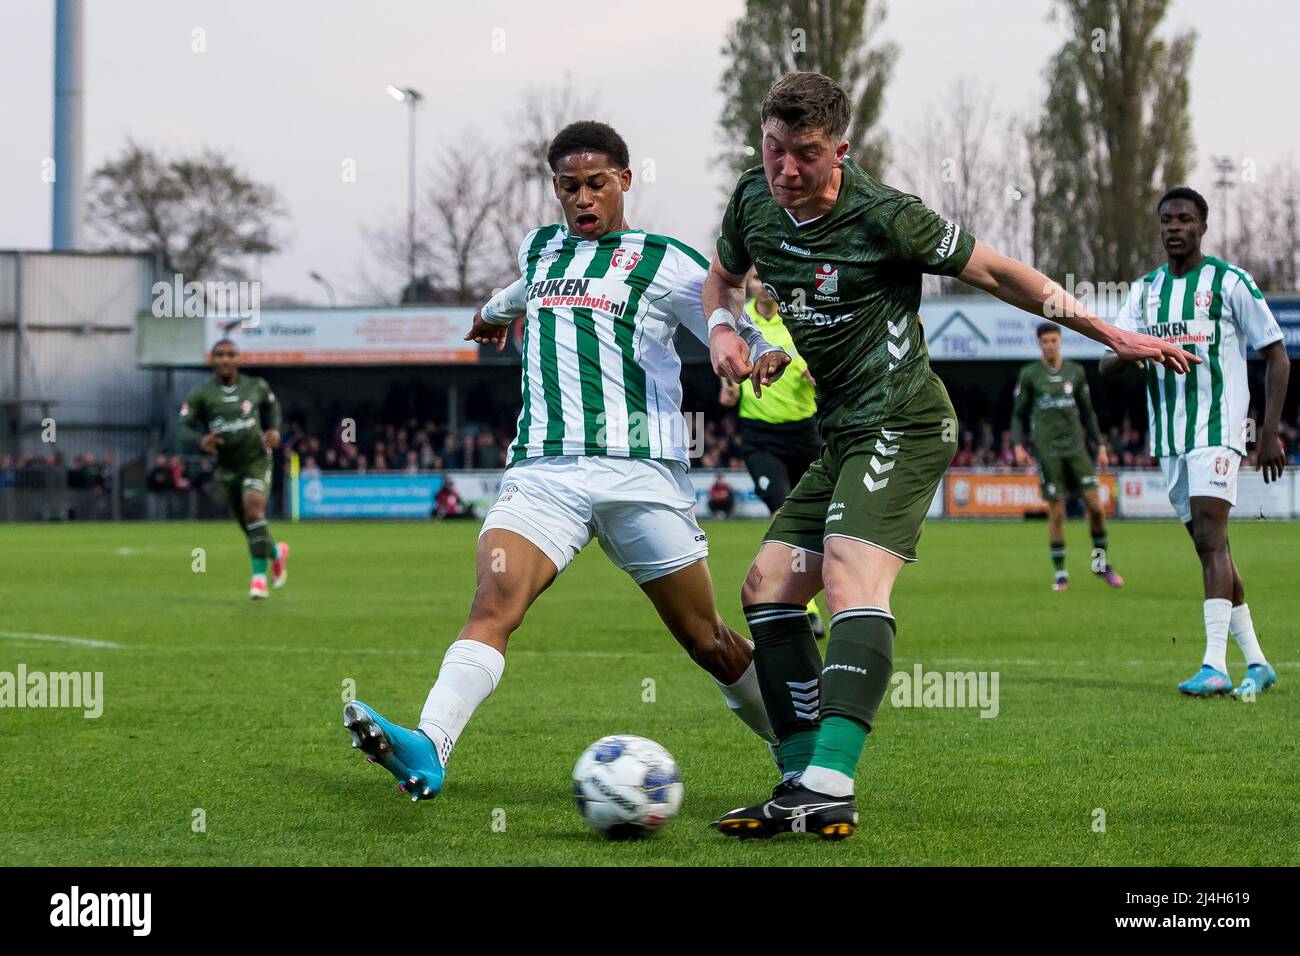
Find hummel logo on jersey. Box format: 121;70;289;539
780;240;812;256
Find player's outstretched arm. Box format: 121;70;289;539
957;241;1197;374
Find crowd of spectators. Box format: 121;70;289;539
283;418;512;475
0;452;115;492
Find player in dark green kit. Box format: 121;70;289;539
701;72;1194;840
178;339;290;600
1012;322;1123;592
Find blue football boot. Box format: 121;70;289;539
343;700;444;801
1231;663;1278;699
1177;665;1233;697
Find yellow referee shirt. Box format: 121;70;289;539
738;299;818;423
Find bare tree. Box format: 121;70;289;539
491;79;599;267
86;140;285;282
1229;157;1300;291
896;78;1002;293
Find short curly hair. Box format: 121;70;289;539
547;121;630;172
760;71;851;140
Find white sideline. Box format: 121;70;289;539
0;630;123;649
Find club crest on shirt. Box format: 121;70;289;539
610;248;642;271
241;399;252;413
1195;290;1213;308
814;263;839;295
1214;456;1230;476
1063;381;1073;395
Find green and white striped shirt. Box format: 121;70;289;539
499;225;711;465
1114;257;1283;457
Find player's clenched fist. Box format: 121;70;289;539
709;326;752;383
463;311;510;352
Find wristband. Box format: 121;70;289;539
707;308;738;333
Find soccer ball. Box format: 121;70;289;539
572;735;683;839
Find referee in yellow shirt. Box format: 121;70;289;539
719;271;824;636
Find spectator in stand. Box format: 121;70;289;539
356;453;369;475
708;472;736;519
951;431;976;468
440;434;463;470
405;450;419;474
301;455;321;479
0;454;14;490
373;452;389;471
475;432;500;469
167;455;191;491
147;454;172;492
322;448;339;471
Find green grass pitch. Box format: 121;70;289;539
2;518;1296;866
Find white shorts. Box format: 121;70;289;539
1160;446;1240;523
480;456;708;585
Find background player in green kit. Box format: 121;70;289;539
719;269;825;636
701;71;1195;840
178;338;289;600
1012;321;1124;592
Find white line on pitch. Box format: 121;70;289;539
0;630;123;649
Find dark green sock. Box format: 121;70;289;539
1050;543;1066;573
245;519;275;575
743;602;823;764
808;715;868;777
778;730;818;775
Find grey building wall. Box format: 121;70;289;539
0;250;160;464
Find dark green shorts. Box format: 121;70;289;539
1036;450;1097;501
764;373;955;562
219;456;274;514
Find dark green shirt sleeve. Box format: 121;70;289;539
1074;366;1103;449
259;380;282;434
176;387;205;448
715;179;753;276
888;199;976;276
1011;366;1032;448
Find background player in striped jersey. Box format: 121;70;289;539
702;72;1194;840
1012;321;1123;592
719;269;826;636
177;339;289;600
343;122;791;802
1102;187;1289;699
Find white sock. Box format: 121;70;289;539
800;765;854;797
713;653;777;745
1229;603;1268;667
1202;599;1232;674
419;639;505;767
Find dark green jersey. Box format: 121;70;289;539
1011;359;1101;457
717;158;976;430
178;375;281;470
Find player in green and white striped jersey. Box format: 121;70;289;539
1102;187;1290;699
343;121;791;804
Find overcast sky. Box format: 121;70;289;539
3;0;1295;304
